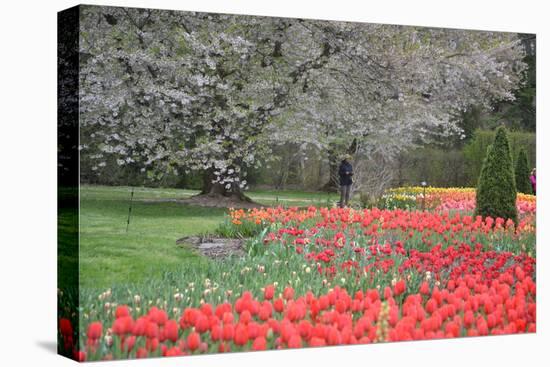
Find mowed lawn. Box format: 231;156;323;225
77;185;339;289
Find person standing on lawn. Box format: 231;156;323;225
338;154;354;208
530;168;536;195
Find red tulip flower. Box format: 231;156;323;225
115;305;130;319
164;320;179;343
283;286;295;301
187;331;201;351
136;347;148;358
74;350;86;362
87;322;102;340
264;285;275;300
394;279;406;296
234;323;249;346
252;336;267;351
287;334;302;348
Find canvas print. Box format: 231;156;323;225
58;4;536;362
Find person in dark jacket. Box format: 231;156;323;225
338;154;353;208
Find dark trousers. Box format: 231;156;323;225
339;184;352;208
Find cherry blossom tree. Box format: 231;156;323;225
80;7;313;199
79;5;527;200
272;22;527;191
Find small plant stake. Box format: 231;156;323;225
126;187;135;233
421;181;427;212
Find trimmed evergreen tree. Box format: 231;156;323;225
515;148;532;194
475;126;518;223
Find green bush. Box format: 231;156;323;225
394;148;467;187
515;148;532;194
475;127;518;223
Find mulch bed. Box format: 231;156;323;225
176;235;246;259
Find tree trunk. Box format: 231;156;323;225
275;147;291;190
320;147;339;192
299;153;307;189
199;169;252;202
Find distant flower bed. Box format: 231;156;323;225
381;187;536;215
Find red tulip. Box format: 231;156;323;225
317;295;329;310
122;336;136;353
187;331;201;351
115;305;130;319
223;323;235;341
218;342;231;353
240;310;252;324
59;318;73;336
420;282;430;296
87;322;102;340
165;346;184;357
394;279;406;296
200;303;213;317
74;350;86;362
283;286;295;300
252;336;267;351
211;324;222;341
384;286;393;300
464;310;475;328
234;323;249;346
264;285;275;300
195;314;210;333
327;326;342;345
132;316;148;336
164;320;179;343
274;298;285;313
259;303;272;321
146;337;159;352
309;336;327;347
222;312;234;324
136;347;148;358
287;334;302;348
113;316;134;336
145;321;159;339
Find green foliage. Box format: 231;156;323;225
394;148;466;187
464;129;535;186
475;127;518;223
515;148;532;194
458;106;483;142
497;43;536;132
358;192;382;209
214;218;265;238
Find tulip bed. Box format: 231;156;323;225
381;187;536;215
59;191;536;361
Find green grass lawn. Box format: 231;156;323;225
74;185;340;290
249;189;340;207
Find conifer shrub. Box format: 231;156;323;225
475;127;518;224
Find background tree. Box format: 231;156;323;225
515;148;532;194
464;129;535;186
475;127;517;223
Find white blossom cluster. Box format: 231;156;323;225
77;6;526;192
